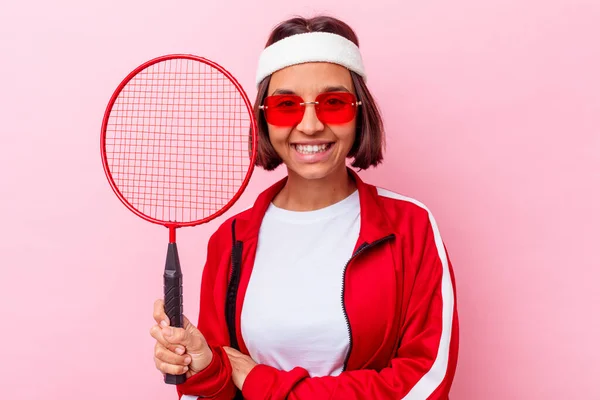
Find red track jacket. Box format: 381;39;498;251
177;169;459;399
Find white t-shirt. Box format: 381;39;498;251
240;190;360;377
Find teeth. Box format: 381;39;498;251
294;144;330;154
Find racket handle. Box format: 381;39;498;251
163;242;186;385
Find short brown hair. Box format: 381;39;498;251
253;16;385;171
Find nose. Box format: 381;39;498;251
295;102;325;135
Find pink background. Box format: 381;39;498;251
1;0;599;399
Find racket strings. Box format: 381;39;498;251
105;58;252;224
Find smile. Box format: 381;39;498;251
292;143;333;154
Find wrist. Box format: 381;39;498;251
190;346;214;375
201;348;214;371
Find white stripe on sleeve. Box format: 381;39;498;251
376;188;455;399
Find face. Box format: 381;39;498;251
265;62;358;181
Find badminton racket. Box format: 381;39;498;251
100;54;257;384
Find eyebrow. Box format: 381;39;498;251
270;85;351;96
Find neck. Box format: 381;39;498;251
273;166;356;211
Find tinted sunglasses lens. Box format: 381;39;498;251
316;92;358;124
263;95;303;126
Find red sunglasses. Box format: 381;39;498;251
259;92;362;127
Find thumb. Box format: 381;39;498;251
182;315;195;331
162;315;207;352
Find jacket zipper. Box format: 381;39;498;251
226;219;242;351
341;234;395;372
226;220;245;400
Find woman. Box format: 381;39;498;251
150;15;459;400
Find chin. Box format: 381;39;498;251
288;163;343;181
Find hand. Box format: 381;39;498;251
150;299;213;379
223;347;258;390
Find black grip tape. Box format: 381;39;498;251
163;243;186;385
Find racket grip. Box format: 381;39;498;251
163;242;186;385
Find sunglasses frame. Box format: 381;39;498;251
259;91;362;126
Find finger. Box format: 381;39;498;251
155;343;192;366
182;314;193;330
154;358;189;375
161;326;192;347
150;325;186;355
153;299;169;327
161;320;209;356
223;346;242;356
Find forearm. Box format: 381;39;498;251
241;349;458;400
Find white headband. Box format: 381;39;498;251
255;32;367;88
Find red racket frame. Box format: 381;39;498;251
100;54;257;242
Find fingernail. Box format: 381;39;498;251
160;320;168;328
175;347;184;355
183;366;189;372
184;356;191;364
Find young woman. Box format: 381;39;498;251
150;15;459;400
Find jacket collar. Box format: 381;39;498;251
236;168;395;243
